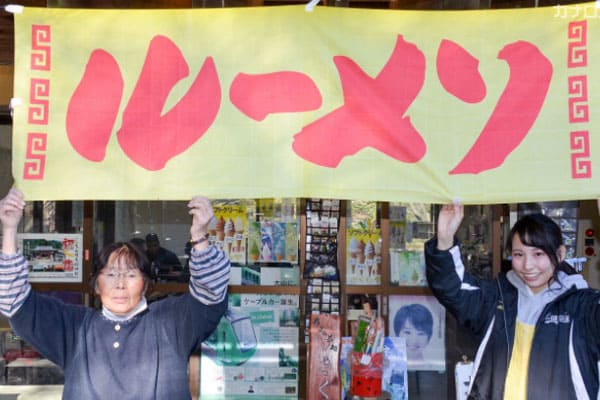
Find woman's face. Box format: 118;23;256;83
398;319;430;360
96;257;145;316
511;233;563;294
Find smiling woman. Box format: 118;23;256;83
393;303;433;362
425;203;600;400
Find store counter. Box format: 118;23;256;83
0;385;63;399
5;359;63;386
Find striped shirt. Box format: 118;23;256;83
0;252;32;317
188;245;230;304
1;245;230;317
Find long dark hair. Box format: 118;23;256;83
506;214;576;284
89;242;152;291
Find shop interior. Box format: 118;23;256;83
0;1;598;399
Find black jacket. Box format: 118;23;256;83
425;237;600;400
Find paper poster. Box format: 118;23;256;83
382;337;409;400
389;205;407;250
210;205;247;264
339;336;353;400
232;265;300;287
388;295;446;371
346;229;382;285
248;221;299;264
200;294;300;399
257;265;300;286
390;249;427;287
308;314;340;400
256;199;276;219
18;233;83;283
389;220;407;250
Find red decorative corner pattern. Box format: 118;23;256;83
566;20;590;180
28;78;50;125
23;133;47;180
31;25;51;71
567;75;588;123
24;24;51;180
567;20;587;68
570;131;591;179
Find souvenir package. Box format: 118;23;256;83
341;301;385;398
348;314;385;398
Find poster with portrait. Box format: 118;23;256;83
18;233;83;283
388;295;445;371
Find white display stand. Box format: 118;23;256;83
455;357;474;400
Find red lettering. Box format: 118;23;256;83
117;35;221;171
292;35;426;168
64;33;554;176
437;39;486;103
66;50;123;162
449;41;552;174
230;72;322;121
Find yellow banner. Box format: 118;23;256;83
11;4;600;202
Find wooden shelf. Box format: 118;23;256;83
344;285;432;295
228;285;301;294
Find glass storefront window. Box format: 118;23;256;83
20;201;84;234
456;205;493;280
0;200;83;390
109;199;301;286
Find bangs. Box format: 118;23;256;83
517;230;538;248
106;245;139;270
517;224;553;251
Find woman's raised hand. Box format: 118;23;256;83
187;196;214;249
436;203;464;251
0;188;25;231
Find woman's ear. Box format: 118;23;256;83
558;245;567;262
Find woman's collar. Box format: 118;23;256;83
102;298;148;322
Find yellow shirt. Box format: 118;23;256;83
503;321;535;400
